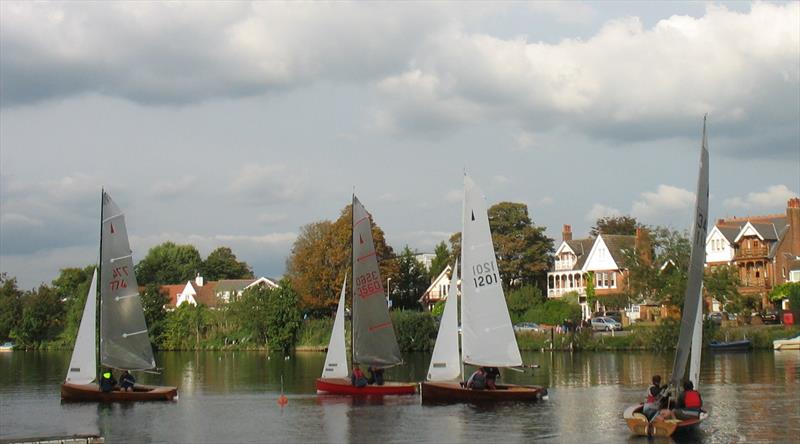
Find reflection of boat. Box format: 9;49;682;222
315;195;415;396
421;175;546;404
0;342;14;352
774;334;800;350
624;117;710;436
61;191;177;402
710;339;752;351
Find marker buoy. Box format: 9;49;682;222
277;394;288;407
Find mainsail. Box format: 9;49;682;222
65;269;98;384
351;195;403;368
460;175;522;367
670;117;709;387
321;276;349;378
427;261;461;381
100;192;156;371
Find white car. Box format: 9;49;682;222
591;316;622;331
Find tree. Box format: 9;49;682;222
622;227;691;309
52;266;95;346
262;280;302;355
428;241;450;281
506;285;544;324
285;204;395;312
162;303;208;349
142;284;170;348
0;274;23;341
135;242;203;286
202;247;254;281
705;265;741;310
391;246;429;310
591;215;643;236
13;285;64;345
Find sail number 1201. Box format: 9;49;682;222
472;261;499;288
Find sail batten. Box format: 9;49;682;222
670;117;709;387
351;196;403;368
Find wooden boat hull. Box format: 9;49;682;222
773;336;800;350
623;404;707;437
421;381;547;404
315;378;416;395
61;382;177;402
709;340;751;351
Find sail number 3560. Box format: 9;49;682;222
472;261;499;287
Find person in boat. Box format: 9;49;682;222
351;366;368;388
367;366;385;386
675;380;703;417
466;367;487;390
119;370;136;392
99;370;117;393
643;375;667;419
484;367;500;390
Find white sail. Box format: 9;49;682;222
427;261;461;381
460;175;522;368
321;276;349;379
65;269;98;384
689;290;703;388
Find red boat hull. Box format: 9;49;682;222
421;381;547;404
61;382;178;402
315;378;417;395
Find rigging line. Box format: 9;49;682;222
122;330;148;338
102;213;124;224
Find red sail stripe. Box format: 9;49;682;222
358;287;384;299
357;251;377;262
354;216;369;226
368;322;392;332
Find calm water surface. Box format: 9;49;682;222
1;349;798;443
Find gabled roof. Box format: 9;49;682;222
562;238;594;270
189;281;219;306
215;279;258;293
601;235;636;267
420;265;452;302
713;225;742;243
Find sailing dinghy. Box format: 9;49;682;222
315;195;416;396
624;118;710;436
421;175;547;404
61;191;177;402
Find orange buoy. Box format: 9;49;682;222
277;394;288;407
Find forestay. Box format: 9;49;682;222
100;192;156;371
351;196;403;368
670;117;709;387
321;276;349;379
66;269;98;384
460;176;522;368
427;260;461;381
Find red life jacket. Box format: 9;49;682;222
646;385;659;404
684;390;702;409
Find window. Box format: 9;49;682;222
790;270;800;282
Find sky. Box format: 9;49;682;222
1;1;798;290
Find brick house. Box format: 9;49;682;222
161;274;279;308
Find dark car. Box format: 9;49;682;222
708;312;728;325
760;311;780;325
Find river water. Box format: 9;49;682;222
1;349;798;443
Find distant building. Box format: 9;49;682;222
418;265;453;311
705;197;800;308
414;253;436;271
161;274;279;308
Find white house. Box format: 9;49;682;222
418;265;453;311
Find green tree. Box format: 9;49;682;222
524;299;581;324
590;215;642;236
263;280;302;354
506;285;544;324
0;274;23;341
162;303;208;349
391;246;429;310
13;285;64;345
52;266;95;346
142;284;170;348
585;271;597;313
428;241;450;281
202;247;254;281
488;202;554;289
705;265;741;310
135;242;203;286
622;227;691;309
286;204;394;312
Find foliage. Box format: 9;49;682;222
52;266;94;346
285;204;395;312
591;215;642;236
600;293;629;310
428;241;450;281
0;274;23;341
585;271;597;312
295;318;335;348
522;299;581;325
705;265;742;309
135;241;203;286
13;285;65;346
391;246;428;310
770;282;800;317
487;202;554;289
141;284;169;348
430;300;445;317
262;281;302;354
391;310;437;352
622;227;691;308
506;285;544;324
202;247;254;281
644;317;681;352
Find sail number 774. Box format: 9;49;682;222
472;261;499;288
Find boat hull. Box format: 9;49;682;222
61;382;177;402
623;404;707;437
773;337;800;350
709;340;751;351
421;381;547;404
315;378;416;395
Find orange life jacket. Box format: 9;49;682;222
684;390;702;409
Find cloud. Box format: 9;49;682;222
631;185;695;219
257;212;288;224
151;176;197;198
586;204;621;221
723;185;798;209
228;164;306;205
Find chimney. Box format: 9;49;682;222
562;224;573;241
195;273;204;287
788;198;800;256
635;228;652;264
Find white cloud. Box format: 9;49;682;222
228;164;306;205
257;212;288;224
586;203;620;221
723;185;798;209
631;185;695;219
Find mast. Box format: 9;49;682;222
97;189;104;377
350;193;355;367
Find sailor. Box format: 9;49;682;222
351;366;368;388
484;367;500;390
120;370;136;392
99;370;117;393
367;366;385;386
466;367;486;390
643;375;666;419
676;380;703;416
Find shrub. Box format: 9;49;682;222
391;311;437;352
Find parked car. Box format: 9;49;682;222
513;322;543;333
707;311;728;325
591;317;622;331
760;311;780;325
604;311;622;323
